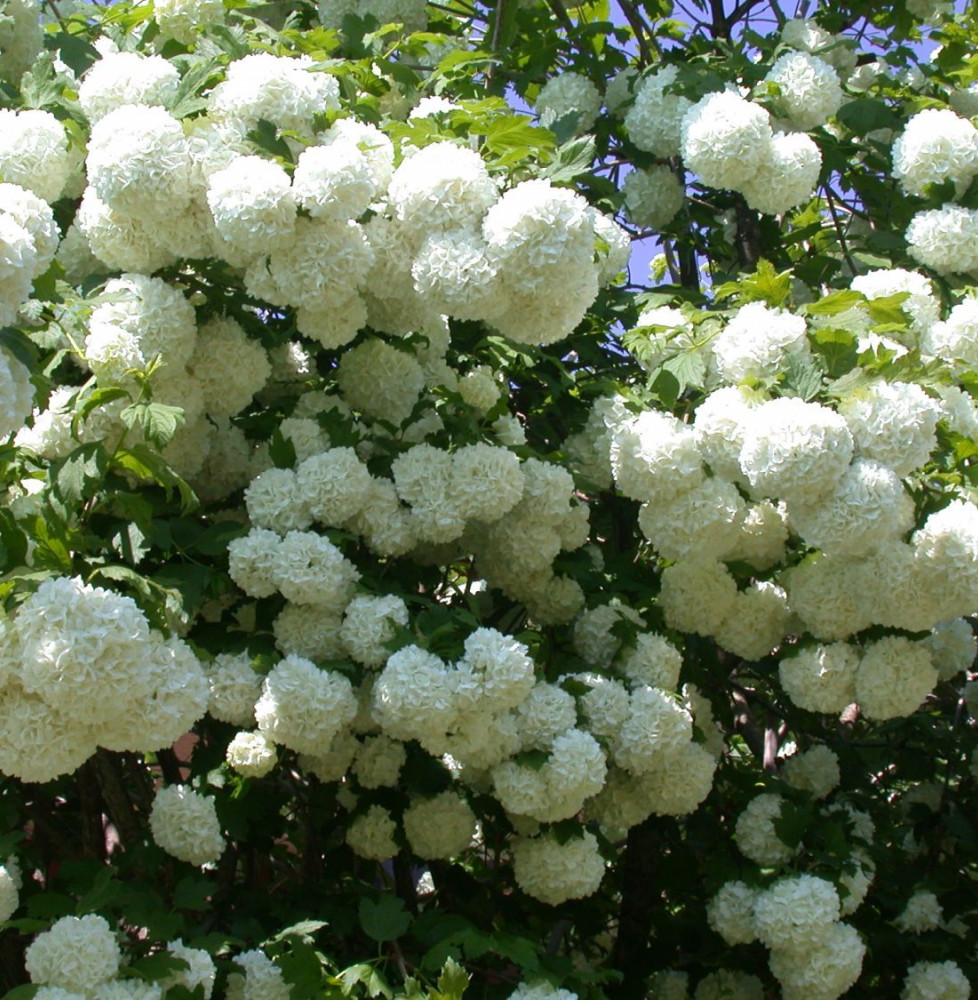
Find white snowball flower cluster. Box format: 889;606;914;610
901;961;971;1000
402;791;477;858
681;90;774;192
850;267;940;344
739;397;854;504
154;0;224;43
781;744;840;798
226;731;278;778
149;784;226;866
694;970;764;1000
894;890;943;934
508;983;578;1000
707;880;758;945
0;182;59;327
837;380;939;476
0;109;72;203
679;87;823;213
346;803;399;860
226;949;290;1000
927;297;978;367
255;654;358;757
25;914;121;993
767;920;865;1000
624;64;692;157
391;441;525;543
892;108;978;197
856;636;937;720
779;643;858;713
209;52;340;136
781;18;857;75
622;166;685;230
907;204;978;275
511;830;605;905
735;793;795;866
0;0;42;83
0;576;207;782
78;52;180;123
924;618;976;680
163;939;217;999
764;51;843;131
85;273;197;384
206;652;263;727
341;594;410;668
712;301;810;383
534;72;602;133
0;344;35;441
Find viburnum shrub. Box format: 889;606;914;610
0;0;976;997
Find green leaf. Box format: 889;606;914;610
336;963;393;998
266;919;328;945
128;953;191;983
111;445;198;513
0;509;29;572
47;30;100;76
836;97;899;135
780;354;823;401
172;877;213;912
543;135;596;184
74;386;132;432
803;290;866;317
247;118;295;164
2;985;40;1000
811;328;859;378
120;401;186;449
864;291;910;330
0;328;40;371
436;957;470;1000
358;895;412;942
50;443;108;508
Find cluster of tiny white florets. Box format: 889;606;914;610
1;182;59;328
149;784;226;865
0;576;208;783
25;914;121;993
534;71;602;133
892;108;978;198
678;85;825;214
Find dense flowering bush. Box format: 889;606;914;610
0;0;976;997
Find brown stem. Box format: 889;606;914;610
609;817;660;1000
733;194;762;268
92;749;143;850
77;761;107;862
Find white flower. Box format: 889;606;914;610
735;793;795;866
768;921;865;1000
78;52;179;122
346;804;398;860
753;874;840;950
895;890;943;934
907;205;978;275
781;744;840;799
511;830;605;905
255;654;358;756
226;949;290;1000
764;51;842;131
209;52;339;134
149;785;226;866
706;881;758;945
892;108;978;197
739;397;853;504
740;131;822;215
535;71;602;133
856;636;937;721
0;109;71;203
901;961;971;1000
779;642;859;713
25;915;120;992
388;142;497;232
681;90;774;191
622;166;685;230
625;64;692;157
402;791;477;858
226;731;278;777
